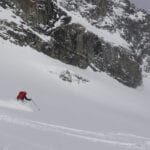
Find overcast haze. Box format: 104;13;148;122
130;0;150;13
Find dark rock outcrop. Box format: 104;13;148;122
1;0;150;88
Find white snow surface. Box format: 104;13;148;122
0;35;150;150
0;99;32;112
0;6;22;25
128;11;146;21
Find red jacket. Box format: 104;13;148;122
17;91;26;100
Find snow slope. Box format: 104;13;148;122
0;99;32;112
0;35;150;150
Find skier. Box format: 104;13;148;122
16;91;32;101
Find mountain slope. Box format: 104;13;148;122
0;32;150;149
0;1;150;149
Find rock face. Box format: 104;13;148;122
50;24;142;87
10;0;65;26
1;0;150;88
59;70;89;83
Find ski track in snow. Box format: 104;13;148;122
0;115;150;150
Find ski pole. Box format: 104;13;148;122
31;100;40;111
